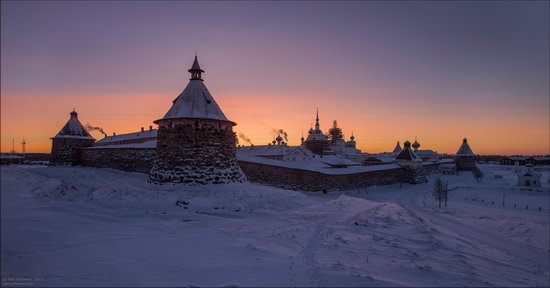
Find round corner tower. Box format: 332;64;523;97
148;56;245;184
50;110;95;166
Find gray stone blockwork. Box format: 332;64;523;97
149;118;245;184
81;148;155;173
455;156;477;171
238;161;439;192
49;138;95;166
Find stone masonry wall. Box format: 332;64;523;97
149;118;245;184
50;138;95;166
81;148;155;173
238;161;414;192
455;156;477;171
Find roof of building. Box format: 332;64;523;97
415;149;437;155
305;132;328;141
156;57;233;124
94;129;158;145
84;140;157;149
237;145;289;157
394;140;422;162
392;141;402;154
189;56;204;73
287;146;315;156
52;110;94;140
456;138;475;156
412;138;420;149
0;154;24;159
320;155;360;167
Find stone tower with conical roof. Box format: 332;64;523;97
148;56;245;184
50;110;95;165
455;137;476;171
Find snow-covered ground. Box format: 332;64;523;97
1;164;548;286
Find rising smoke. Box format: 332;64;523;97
84;123;107;137
238;132;253;145
271;128;288;142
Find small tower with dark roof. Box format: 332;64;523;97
149;56;245;184
303;108;329;155
346;132;356;149
455;137;477;171
49;110;95;165
394;140;422;168
412;137;420;152
392;141;402;155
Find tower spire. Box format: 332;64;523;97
315;108;320;131
188;55;205;81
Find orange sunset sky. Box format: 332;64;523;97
1;2;549;155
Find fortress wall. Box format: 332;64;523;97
50;138;95;166
81;148;156;174
238;160;414;192
149;118;244;184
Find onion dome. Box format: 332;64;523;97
394;140;421;161
412;137;420;151
275;134;283;145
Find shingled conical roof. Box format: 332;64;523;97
456;138;475;156
52;110;94;140
156;56;234;124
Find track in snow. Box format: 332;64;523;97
395;186;550;277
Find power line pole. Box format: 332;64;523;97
10;138;15;154
21;137;26;157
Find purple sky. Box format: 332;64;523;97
1;1;549;154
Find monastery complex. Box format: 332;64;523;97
48;57;476;191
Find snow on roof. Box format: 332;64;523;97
305;131;328;142
392;141;402;154
287;146;315;156
504;156;539;161
415;149;437;155
374;157;395;163
52;111;94;140
394;141;422;162
456;138;475;156
95;129;157;144
238;153;400;175
320;155;361;167
84;140;157;149
237;145;289;157
0;154;24;159
157;66;233;123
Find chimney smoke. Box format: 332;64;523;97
84;123;108;137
